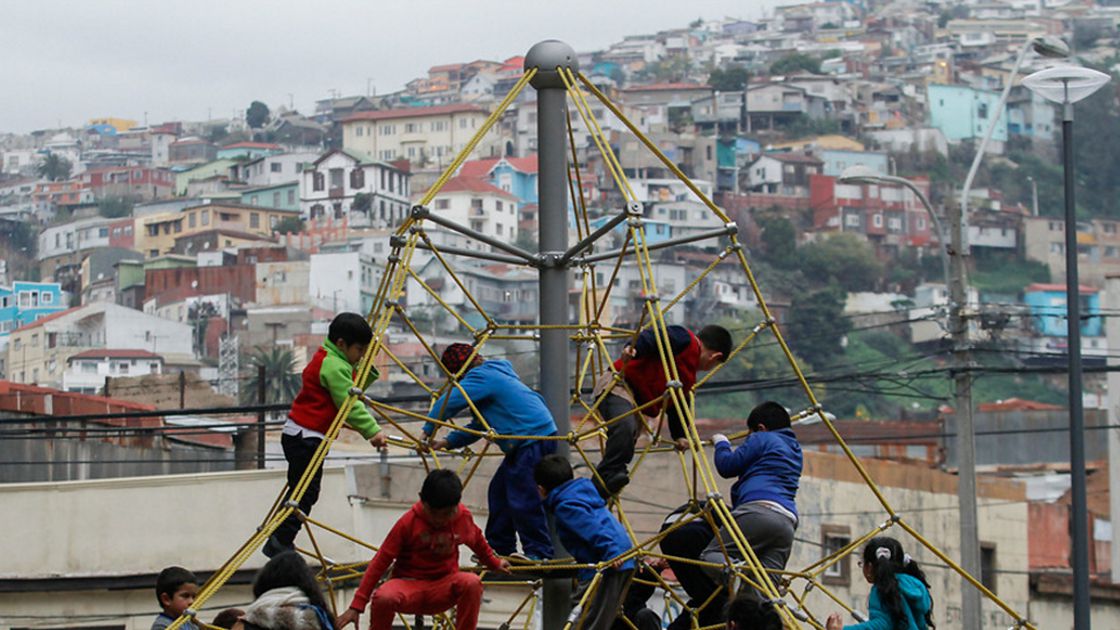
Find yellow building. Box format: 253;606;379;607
340;103;501;169
86;117;139;133
768;134;865;152
133;201;298;258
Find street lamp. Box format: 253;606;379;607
960;36;1069;245
1022;63;1111;630
838;166;949;284
838;165;985;624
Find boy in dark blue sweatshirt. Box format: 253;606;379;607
704;401;802;594
535;454;636;630
421;343;558;560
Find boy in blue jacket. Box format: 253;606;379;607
703;401;802;598
535;454;636;630
421;343;557;560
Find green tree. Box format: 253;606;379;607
273;216;305;234
769;53;821;76
785;285;850;369
97;196;134;219
708;64;750;91
352;192;373;216
241;347;301;405
756;215;798;269
37;153;72;181
799;233;883;291
246;101;271;129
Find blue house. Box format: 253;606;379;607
1023;283;1101;338
0;281;67;336
927;84;1007;147
819;149;889;177
588;214;672;245
460;156;538;206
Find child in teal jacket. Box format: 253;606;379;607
826;537;934;630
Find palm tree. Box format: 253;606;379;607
37;153;72;181
241;347;302;405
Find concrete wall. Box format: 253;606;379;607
1;448;1033;630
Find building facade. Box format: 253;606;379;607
340;104;500;168
299;149;411;228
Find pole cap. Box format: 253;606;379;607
525;40;580;89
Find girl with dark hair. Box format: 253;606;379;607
238;551;335;630
825;537;934;630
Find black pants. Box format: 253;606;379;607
594;394;641;497
271;433;325;550
612;564;663;630
660;513;724;630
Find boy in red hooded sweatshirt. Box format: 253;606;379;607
336;469;511;630
592;324;731;498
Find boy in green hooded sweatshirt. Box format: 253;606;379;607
264;312;386;557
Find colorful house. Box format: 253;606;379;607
1023;283;1102;338
459;156;539;206
215;142;284;160
241;182;299;211
927;84;1007;149
0;282;67;336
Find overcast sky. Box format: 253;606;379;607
2;0;795;134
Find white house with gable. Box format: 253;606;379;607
299;149;411;229
421;175;521;249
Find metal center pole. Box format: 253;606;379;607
525;40;578;630
1062;96;1092;629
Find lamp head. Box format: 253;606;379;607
837;164;886;185
1030;35;1070;59
1022;65;1112;104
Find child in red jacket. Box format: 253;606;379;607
336;470;511;630
592;324;731;497
265;312;388;557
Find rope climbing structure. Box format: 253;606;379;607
170;40;1038;630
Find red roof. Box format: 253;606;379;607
1026;283;1098;294
221;141;282;150
430;62;465;73
624;82;711;92
459;155;538;178
69;349;163;361
978;398;1064;412
429;175;518;199
342;104;488;123
12;306;82;333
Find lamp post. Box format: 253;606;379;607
1022;64;1112;630
839;165;984;624
959;36;1069;246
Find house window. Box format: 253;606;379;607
313;171;325;191
405;122;417;133
1105;223;1117;234
978;103;989;119
287;190;295;205
272;192;281;206
496;222;503;235
821;525;852;585
471;198;484;210
355;126;364;137
496;201;503;212
189;213;196;228
270;162;282;173
270;215;278;228
436;199;450;210
31;333;39;347
873;214;883;228
251;195;259;205
350;169;365;188
981;543;997;594
1050;242;1064;254
250;213;260;229
201;210;210;226
329;168;344;189
42;292;53;305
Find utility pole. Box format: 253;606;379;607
257;363;266;469
526;40;576;630
1105;274;1120;582
948;200;983;627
